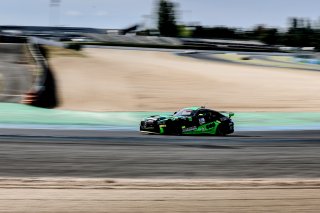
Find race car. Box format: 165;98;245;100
140;106;234;136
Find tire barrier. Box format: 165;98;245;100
21;91;38;104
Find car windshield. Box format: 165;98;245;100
174;109;196;116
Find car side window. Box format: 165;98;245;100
196;110;205;118
199;110;217;123
197;110;208;125
208;111;219;122
205;111;212;122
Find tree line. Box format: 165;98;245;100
156;0;320;49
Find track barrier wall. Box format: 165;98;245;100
22;39;58;108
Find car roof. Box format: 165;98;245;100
180;107;220;114
182;106;202;111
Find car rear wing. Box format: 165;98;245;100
220;111;235;118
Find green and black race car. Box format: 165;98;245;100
140;107;234;136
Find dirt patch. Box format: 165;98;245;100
49;48;320;112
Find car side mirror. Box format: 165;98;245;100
229;113;234;118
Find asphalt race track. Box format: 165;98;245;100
0;128;319;178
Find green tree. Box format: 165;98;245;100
158;0;178;37
251;25;279;45
284;17;315;47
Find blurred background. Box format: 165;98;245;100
1;1;320;212
1;0;320;115
2;0;320;49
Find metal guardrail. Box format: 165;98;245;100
29;36;65;48
83;34;279;51
84;33;183;46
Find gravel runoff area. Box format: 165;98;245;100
48;47;320;112
1;178;320;213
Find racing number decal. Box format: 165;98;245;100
199;118;205;125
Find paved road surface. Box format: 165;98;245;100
0;43;32;102
0;129;319;178
1;129;320;213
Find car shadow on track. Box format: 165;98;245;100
145;133;261;138
178;144;237;149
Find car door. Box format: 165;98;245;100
196;110;217;133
